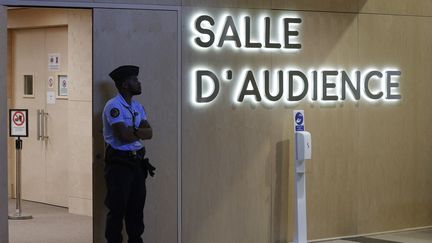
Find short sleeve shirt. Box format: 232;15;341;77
103;94;147;151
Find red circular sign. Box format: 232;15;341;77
13;111;25;126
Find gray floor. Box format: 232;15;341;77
7;199;432;243
318;228;432;243
8;199;92;243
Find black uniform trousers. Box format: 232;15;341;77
104;146;147;243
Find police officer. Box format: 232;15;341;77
102;65;155;243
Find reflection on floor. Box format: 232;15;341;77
317;228;432;243
8;199;92;243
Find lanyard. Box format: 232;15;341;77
123;105;138;129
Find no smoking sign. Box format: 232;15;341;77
10;109;28;137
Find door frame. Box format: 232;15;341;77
0;2;182;243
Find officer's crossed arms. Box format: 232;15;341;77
112;118;153;143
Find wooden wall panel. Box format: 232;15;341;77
272;0;358;13
181;0;360;11
181;0;269;9
7;8;68;29
182;6;432;242
67;9;93;216
182;8;361;242
359;0;432;16
357;14;432;233
182;10;279;243
93;8;178;243
271;12;360;239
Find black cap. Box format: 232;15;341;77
109;65;139;82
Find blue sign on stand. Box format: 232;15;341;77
293;110;305;132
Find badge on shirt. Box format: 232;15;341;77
110;108;120;118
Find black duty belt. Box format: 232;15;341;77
105;145;145;161
105;145;155;177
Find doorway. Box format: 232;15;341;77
7;7;92;242
11;26;69;206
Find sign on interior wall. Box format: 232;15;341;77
9;109;28;137
188;13;402;106
48;76;54;89
58;75;68;97
48;53;60;71
47;91;55;104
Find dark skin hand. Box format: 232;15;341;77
112;120;152;143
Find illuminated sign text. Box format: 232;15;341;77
194;15;301;50
194;68;401;105
189;13;402;106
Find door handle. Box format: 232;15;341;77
37;110;42;140
37;109;49;141
43;112;48;140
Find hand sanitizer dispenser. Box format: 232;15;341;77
292;110;312;243
295;131;312;161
